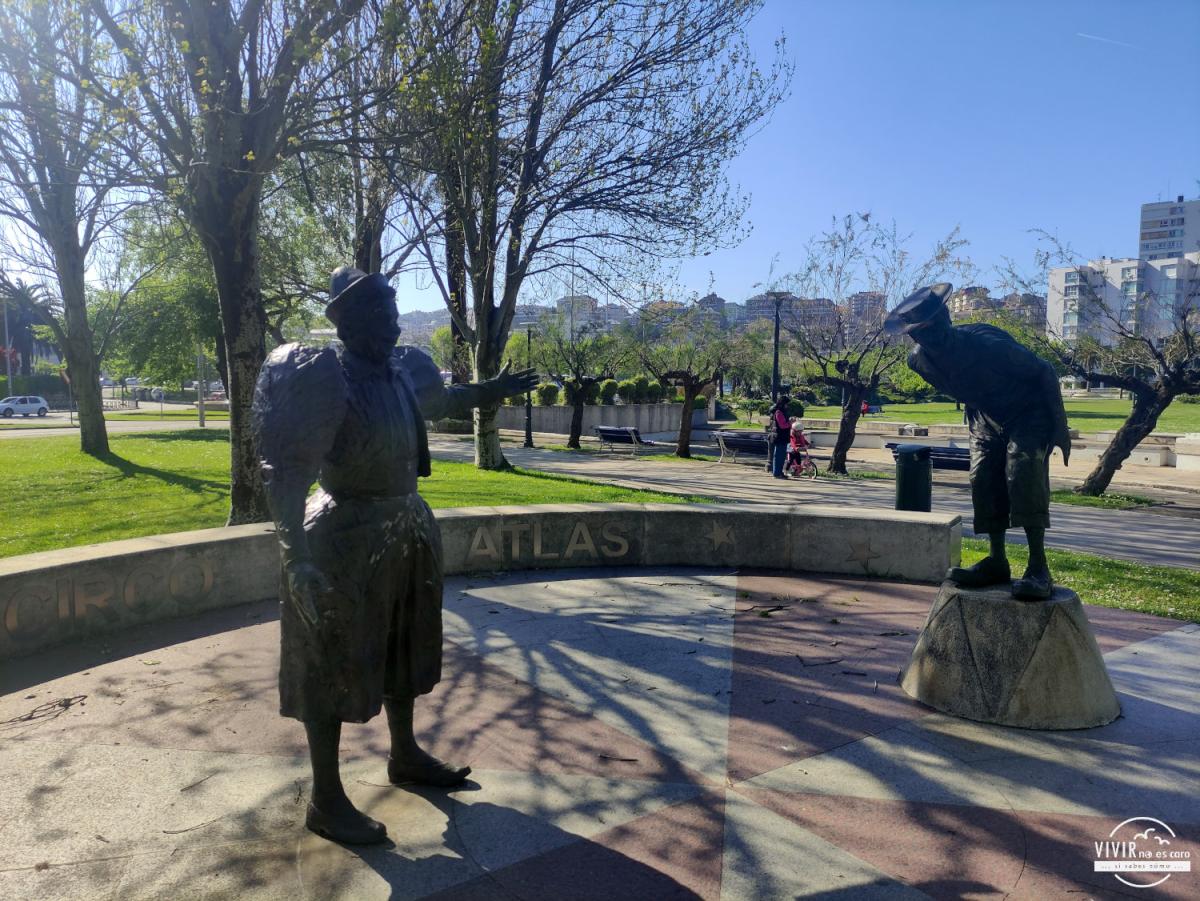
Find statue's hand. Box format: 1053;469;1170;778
285;559;335;633
493;361;539;399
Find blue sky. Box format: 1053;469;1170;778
397;0;1200;312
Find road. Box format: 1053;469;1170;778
428;436;1200;571
0;416;228;439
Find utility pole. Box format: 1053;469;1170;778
2;298;11;391
766;291;785;401
523;326;535;448
196;344;206;428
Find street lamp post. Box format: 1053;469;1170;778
2;299;11;391
767;291;785;401
523;326;534;448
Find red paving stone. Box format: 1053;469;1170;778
424;791;726;901
727;574;935;780
735;789;1199;900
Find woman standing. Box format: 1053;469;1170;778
769;395;792;478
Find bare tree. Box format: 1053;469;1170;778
782;214;973;474
534;315;626;449
1004;235;1200;496
639;307;741;458
383;0;790;468
81;0;378;522
0;0;149;454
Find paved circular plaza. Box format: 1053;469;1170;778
1;567;1196;899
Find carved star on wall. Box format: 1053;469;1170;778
845;536;881;569
709;521;734;550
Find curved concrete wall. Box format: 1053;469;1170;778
0;503;960;660
495;403;704;436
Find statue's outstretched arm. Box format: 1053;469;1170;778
395;347;537;420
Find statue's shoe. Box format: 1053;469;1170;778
947;556;1011;588
305;802;388;845
388;757;472;787
1012;568;1053;601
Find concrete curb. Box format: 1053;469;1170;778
0;503;960;661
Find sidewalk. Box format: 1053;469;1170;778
3;568;1196;899
436;435;1200;571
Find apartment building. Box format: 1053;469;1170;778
947;287;1046;332
1139;195;1200;261
1047;253;1199;344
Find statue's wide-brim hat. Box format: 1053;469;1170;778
326;266;395;325
883;283;953;335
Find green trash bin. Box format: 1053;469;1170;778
894;444;932;512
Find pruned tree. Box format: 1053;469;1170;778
80;0;382;522
781;214;974;474
534;315;627;449
1004;235;1200;496
639;307;741;457
0;0;149;455
385;0;790;469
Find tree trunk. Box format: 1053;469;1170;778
203;205;269;524
445;207;471;385
829;384;866;474
568;400;585;449
473;341;508;469
353;185;385;274
675;385;697;458
1077;390;1172;495
53;242;108;456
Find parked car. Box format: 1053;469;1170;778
0;396;49;417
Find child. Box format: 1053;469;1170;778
787;420;812;474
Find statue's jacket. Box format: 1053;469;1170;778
908;323;1072;464
251;342;471;723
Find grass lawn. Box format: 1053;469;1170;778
1;430;711;559
1048;489;1156;510
960;538;1200;623
792;398;1200;435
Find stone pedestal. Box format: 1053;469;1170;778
900;582;1120;729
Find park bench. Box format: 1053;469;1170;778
593;425;658;455
715;430;770;463
885;442;971;471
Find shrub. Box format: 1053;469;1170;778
0;373;65;398
632;375;650;403
616;379;638;404
645;381;665;403
562;379;601;406
786;398;805;418
692;395;707;410
598;379;618;405
737;397;771;419
534;382;559;406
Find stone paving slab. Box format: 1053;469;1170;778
1;567;1196;899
